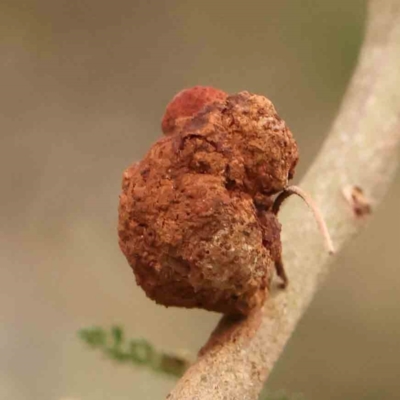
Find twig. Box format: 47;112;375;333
167;0;400;399
273;185;335;254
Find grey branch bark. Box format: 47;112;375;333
167;1;400;399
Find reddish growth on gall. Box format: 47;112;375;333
161;86;228;135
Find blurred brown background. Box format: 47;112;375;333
1;1;400;399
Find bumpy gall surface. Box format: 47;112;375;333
118;88;299;315
161;86;227;136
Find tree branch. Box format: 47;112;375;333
167;1;400;399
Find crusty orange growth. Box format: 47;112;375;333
118;88;298;315
161;86;227;135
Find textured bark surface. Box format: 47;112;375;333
167;0;400;398
119;91;298;315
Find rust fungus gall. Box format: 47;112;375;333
161;86;228;136
118;87;299;315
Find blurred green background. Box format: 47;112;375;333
1;1;400;399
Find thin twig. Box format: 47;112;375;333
167;1;400;399
273;186;335;254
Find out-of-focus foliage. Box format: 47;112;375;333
79;325;303;399
78;326;190;378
